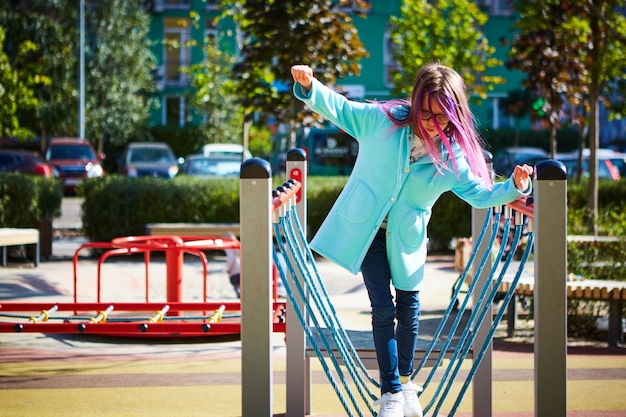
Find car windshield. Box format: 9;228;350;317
129;148;175;164
48;145;95;160
187;157;240;177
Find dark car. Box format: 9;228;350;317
0;149;58;177
118;142;180;179
180;154;242;179
45;138;105;192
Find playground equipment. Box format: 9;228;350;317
239;149;568;417
0;229;291;338
1;147;569;416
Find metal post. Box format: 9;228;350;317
285;149;310;417
240;158;273;417
471;206;493;417
165;248;183;316
533;160;567;417
79;0;85;139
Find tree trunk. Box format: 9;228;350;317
586;9;602;235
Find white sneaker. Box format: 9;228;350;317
401;381;424;417
374;391;404;417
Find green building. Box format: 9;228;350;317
144;0;527;130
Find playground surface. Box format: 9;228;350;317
0;235;625;417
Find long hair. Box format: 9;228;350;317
378;63;492;188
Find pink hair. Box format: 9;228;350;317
377;63;493;189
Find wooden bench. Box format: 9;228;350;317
145;223;240;238
0;228;40;267
499;276;626;348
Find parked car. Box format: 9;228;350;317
118;142;180;178
201;143;252;161
492;147;550;177
180;154;242;179
557;154;621;181
45;138;105;192
560;148;626;178
0;149;58;177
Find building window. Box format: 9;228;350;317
204;0;220;10
490;0;513;16
334;0;372;14
384;28;400;89
164;17;191;86
163;0;191;9
489;97;515;129
205;19;218;47
164;96;189;126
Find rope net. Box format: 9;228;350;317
273;189;534;417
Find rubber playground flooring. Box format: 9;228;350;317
1;331;625;417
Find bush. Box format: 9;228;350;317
0;173;62;226
80;174;239;242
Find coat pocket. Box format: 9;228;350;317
397;209;427;249
336;180;377;224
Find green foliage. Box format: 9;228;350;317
181;33;243;148
507;0;626;231
84;0;157;152
150;125;209;158
507;1;589;126
388;0;503;100
222;0;369;127
428;192;472;251
80;175;239;242
248;125;272;158
0;173;62;226
0;26;39;140
306;176;349;239
0;1;156;152
0;0;79;146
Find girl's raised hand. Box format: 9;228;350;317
513;164;533;192
291;65;314;91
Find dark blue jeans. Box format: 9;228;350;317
361;228;420;395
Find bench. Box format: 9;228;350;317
145;223;240;238
456;235;625;347
499;271;626;348
0;228;40;267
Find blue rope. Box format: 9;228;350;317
289;204;381;388
417;209;501;394
446;231;535;416
429;218;523;416
274;218;372;417
279;208;379;412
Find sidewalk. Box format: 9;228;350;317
0;234;625;416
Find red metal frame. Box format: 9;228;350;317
0;302;287;336
2;234;287;337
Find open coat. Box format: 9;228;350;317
294;79;530;291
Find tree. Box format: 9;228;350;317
0;1;78;148
388;0;504;100
0;26;41;140
507;2;589;159
179;23;243;149
1;1;156;154
222;0;370;132
84;0;157;153
500;89;535;146
508;0;626;233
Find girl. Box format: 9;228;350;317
291;63;532;417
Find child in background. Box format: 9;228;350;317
224;231;241;298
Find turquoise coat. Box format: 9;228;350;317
294;79;530;291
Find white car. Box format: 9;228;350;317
201;143;252;161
